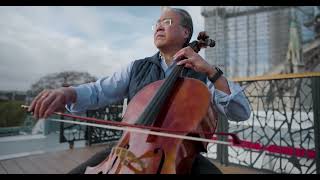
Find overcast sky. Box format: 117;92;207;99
0;6;204;91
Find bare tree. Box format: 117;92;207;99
27;71;97;98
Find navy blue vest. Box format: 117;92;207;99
128;52;208;101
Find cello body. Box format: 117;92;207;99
85;77;218;174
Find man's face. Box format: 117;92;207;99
153;10;189;50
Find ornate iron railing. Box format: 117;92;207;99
58;72;320;174
205;72;320;174
85;103;123;146
59;102;124;148
59;113;88;148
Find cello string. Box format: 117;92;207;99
136;63;183;125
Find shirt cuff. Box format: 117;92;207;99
208;78;250;121
65;85;92;113
214;79;244;107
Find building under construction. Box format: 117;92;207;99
201;6;320;78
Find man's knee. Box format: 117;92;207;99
68;147;111;174
191;154;223;174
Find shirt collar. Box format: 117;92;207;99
159;52;175;67
159;53;165;62
158;52;168;71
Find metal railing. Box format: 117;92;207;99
59;102;123;148
85;103;123;146
57;72;320;173
205;72;320;174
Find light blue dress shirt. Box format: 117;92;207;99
67;54;251;122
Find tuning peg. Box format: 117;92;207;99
197;31;209;41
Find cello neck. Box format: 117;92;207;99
134;62;184;126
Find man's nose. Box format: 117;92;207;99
155;25;165;33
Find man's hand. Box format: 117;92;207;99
174;46;216;77
28;87;76;119
174;46;231;95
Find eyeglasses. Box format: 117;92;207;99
152;18;172;31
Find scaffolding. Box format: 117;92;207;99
201;6;318;78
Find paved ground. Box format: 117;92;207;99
0;143;267;174
0;143;107;174
209;160;272;174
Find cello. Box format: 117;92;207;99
83;31;217;174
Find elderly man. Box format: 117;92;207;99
29;8;250;174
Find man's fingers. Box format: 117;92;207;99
173;48;188;60
33;91;50;119
173;53;183;61
39;93;56;119
33;99;42;119
177;58;192;66
174;45;198;60
43;99;63;119
185;63;194;69
28;91;46;112
56;105;66;113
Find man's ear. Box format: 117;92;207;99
183;28;189;39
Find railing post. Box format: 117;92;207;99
86;122;92;146
312;76;320;174
217;113;229;166
59;114;65;143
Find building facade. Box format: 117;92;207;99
201;6;317;78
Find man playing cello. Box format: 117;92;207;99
28;7;251;174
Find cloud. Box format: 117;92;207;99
0;6;159;91
0;6;205;91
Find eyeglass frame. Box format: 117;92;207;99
152;18;173;31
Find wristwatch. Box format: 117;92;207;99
208;66;223;83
